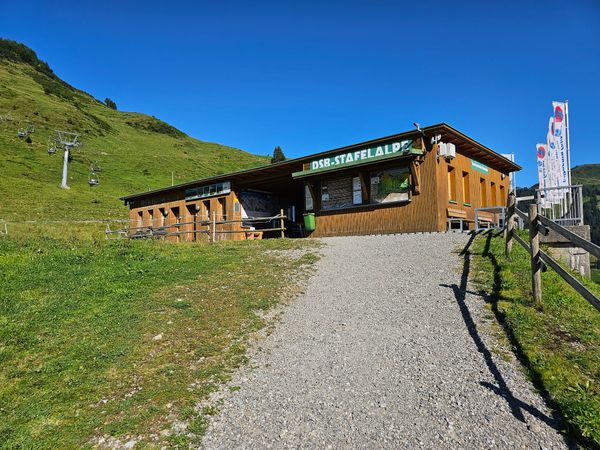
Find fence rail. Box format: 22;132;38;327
504;192;599;312
107;210;288;242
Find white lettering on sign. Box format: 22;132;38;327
310;140;413;171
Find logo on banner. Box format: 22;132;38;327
554;105;564;122
537;146;546;159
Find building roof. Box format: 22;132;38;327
120;123;521;202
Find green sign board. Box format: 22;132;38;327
307;140;415;172
471;159;489;174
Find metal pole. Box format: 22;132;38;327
528;204;542;306
280;209;285;239
577;185;584;226
565;100;572;186
61;146;70;189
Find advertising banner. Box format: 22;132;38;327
536;143;551;207
552;101;570;187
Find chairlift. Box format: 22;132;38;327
48;144;57;155
17;128;27;138
90;162;102;172
88;172;99;186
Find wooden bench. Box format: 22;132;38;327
446;207;470;232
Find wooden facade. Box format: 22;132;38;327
121;124;520;240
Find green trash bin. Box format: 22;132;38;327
303;213;316;232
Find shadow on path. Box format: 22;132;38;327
440;231;568;440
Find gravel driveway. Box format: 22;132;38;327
202;233;567;449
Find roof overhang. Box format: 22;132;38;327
120;123;520;203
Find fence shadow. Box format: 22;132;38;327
440;231;572;445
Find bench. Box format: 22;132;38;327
446;207;470;232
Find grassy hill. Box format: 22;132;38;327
0;39;268;222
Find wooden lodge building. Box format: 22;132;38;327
120;123;520;241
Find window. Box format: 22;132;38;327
137;210;143;228
352;176;362;205
447;166;457;202
159;207;166;226
185;181;231;200
202;200;210;220
462;171;470;205
171;206;180;224
490;182;497;206
148;209;154;227
480;178;487;207
500;185;505;206
370;167;410;204
305;185;314;211
218;198;226;221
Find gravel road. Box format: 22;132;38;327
202;233;568;449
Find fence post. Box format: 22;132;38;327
280;209;285;239
528;204;542;306
505;191;515;257
212;211;216;243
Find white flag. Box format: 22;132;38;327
552;101;570;187
536;143;548;190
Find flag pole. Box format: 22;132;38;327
565;99;572;186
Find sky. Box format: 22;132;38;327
1;0;599;186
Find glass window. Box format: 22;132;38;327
448;166;457;202
370;167;410;204
462;171;470;204
305;185;314;211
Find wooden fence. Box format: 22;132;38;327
106;210;287;242
504;193;600;312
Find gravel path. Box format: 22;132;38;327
202;233;568;449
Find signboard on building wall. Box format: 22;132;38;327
470;160;489;174
308;140;415;172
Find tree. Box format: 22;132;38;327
104;98;117;110
271;146;286;163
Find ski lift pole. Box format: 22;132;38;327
61;145;70;189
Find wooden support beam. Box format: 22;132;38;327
410;160;421;195
528;204;542;306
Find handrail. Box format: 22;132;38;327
539;249;600;312
505;193;599;312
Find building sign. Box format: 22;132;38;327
308;140;414;172
470;160;489;174
185;181;231;200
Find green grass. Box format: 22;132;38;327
0;58;269;222
0;235;317;448
470;232;600;447
592;268;600;284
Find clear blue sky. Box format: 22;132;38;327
2;0;599;186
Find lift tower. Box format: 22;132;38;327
54;130;81;189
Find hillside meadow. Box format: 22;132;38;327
0;231;318;448
0;48;268;222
